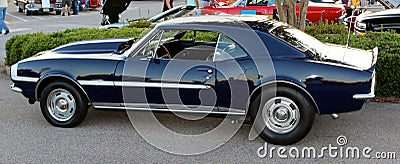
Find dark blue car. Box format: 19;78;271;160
10;15;377;145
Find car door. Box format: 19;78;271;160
122;29;218;112
213;34;258;112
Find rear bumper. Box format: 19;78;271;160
353;71;376;100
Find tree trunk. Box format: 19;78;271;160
287;0;296;27
275;0;287;23
298;0;309;31
274;0;309;31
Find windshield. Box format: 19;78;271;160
269;23;327;57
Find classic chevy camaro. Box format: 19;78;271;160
10;15;377;145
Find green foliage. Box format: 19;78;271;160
305;21;348;36
127;18;152;28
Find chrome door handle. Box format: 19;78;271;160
197;68;213;74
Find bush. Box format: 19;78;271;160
4;24;400;98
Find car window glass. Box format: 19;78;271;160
214;34;248;62
155;30;219;61
139;31;162;58
248;0;269;6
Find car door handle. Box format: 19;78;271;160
197;68;213;74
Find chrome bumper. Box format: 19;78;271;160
353;71;376;100
10;84;22;93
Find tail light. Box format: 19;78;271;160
35;0;41;3
50;0;56;3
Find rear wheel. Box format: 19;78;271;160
250;86;315;145
55;10;61;15
40;82;88;127
18;7;23;12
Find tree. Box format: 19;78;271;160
274;0;309;31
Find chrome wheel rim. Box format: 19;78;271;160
47;89;76;122
262;97;300;134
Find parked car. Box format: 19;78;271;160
14;0;62;15
343;5;385;32
10;15;377;145
202;0;346;23
78;0;102;11
100;5;197;29
355;9;400;34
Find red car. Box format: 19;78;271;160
203;0;345;23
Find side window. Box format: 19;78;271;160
155;29;219;61
138;31;162;58
214;34;248;62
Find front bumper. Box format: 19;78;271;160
25;2;62;12
10;84;22;93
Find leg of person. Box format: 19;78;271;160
61;0;66;16
0;8;4;34
67;0;71;15
0;8;10;34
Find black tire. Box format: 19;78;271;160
24;9;31;16
18;7;23;13
40;81;88;128
250;86;315;145
55;10;61;15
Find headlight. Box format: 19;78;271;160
356;22;366;29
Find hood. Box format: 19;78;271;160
20;38;135;63
101;0;132;15
318;44;378;71
51;38;133;54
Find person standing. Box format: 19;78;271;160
72;0;79;15
0;0;10;35
163;0;173;12
61;0;72;16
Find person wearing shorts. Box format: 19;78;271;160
61;0;71;16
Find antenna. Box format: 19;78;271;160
343;7;357;62
345;8;356;49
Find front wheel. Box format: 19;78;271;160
40;82;88;127
24;9;31;15
250;86;315;145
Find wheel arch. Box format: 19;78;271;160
35;74;91;105
247;80;320;114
